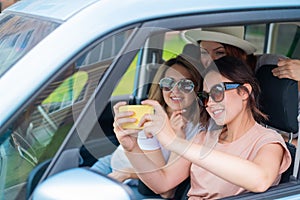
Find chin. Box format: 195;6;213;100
213;118;226;126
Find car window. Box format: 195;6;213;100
0;28;134;199
0;14;59;78
112;56;137;96
163;31;187;60
245;24;266;54
269;23;300;58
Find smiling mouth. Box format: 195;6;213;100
170;96;183;101
211;108;224;117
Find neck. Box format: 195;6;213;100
220;109;255;143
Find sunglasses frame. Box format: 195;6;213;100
159;77;195;94
198;82;242;107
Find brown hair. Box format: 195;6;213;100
148;55;208;125
202;56;267;123
223;43;257;72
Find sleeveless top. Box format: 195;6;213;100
188;122;291;200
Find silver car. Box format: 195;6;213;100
0;0;300;199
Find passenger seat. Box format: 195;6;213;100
255;53;298;183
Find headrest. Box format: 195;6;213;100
256;64;298;134
180;43;204;73
182;43;201;60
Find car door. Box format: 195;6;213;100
0;26;140;199
14;4;300;200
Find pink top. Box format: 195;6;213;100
188;122;292;199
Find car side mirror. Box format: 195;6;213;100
32;168;135;200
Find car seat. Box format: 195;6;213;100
255;54;298;183
180;43;205;73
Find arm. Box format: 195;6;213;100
138;111;188;198
272;58;300;81
141;100;285;193
113;102;191;194
168;137;284;192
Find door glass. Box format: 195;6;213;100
0;28;134;200
245;24;266;55
271;23;300;58
0;14;59;77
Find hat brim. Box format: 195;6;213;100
185;30;256;55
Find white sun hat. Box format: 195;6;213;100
184;26;257;55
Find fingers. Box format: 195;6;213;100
141;99;164;115
139;112;155;128
171;109;187;116
113;101;127;114
113;102;136;129
272;58;300;80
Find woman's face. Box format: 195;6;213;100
162;64;197;112
200;41;227;68
203;71;244;125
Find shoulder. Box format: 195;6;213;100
252;123;285;144
252;123;292;169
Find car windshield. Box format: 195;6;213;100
0;14;59;77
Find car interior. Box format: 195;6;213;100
80;22;300;199
2;21;300;199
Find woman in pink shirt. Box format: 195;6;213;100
113;56;291;199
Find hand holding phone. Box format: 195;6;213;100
118;105;154;129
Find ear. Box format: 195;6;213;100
241;83;252;100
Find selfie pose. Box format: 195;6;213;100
113;56;291;199
92;55;204;198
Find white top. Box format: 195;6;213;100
137;121;204;161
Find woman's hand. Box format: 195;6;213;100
139;100;177;148
113;102;140;152
272;58;300;81
170;110;187;138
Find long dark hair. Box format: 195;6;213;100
201;56;267;123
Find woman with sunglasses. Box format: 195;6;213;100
93;55;205;198
113;56;291;199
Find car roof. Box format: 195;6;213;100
4;0;300;22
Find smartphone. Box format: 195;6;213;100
118;105;154;129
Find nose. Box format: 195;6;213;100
171;84;181;93
205;95;215;107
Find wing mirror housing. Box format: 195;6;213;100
32;168;135;200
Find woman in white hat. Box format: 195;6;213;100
185;26;257;70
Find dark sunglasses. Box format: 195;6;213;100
197;82;242;107
159;77;195;94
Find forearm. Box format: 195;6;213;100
167;137;277;192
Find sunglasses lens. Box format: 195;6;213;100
178;79;194;93
159;77;174;91
160;78;194;93
210;84;224;102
